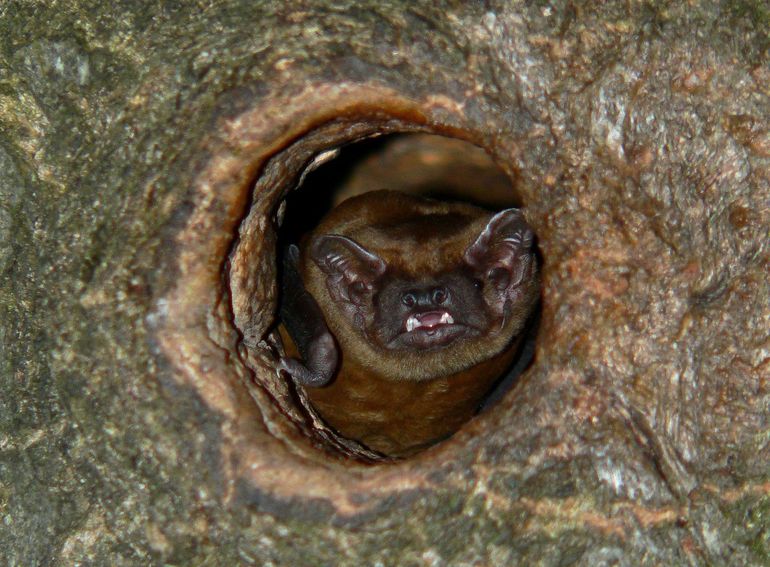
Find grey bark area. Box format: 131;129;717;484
1;1;768;565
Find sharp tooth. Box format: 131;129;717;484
406;316;417;332
440;312;454;324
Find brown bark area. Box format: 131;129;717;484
1;1;768;565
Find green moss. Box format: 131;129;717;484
738;494;770;563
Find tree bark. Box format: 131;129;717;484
1;1;768;565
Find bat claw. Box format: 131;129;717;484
277;356;333;387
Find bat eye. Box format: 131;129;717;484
402;292;416;307
432;287;447;304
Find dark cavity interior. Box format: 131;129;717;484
280;133;521;243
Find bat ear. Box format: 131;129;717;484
464;208;534;297
310;234;386;305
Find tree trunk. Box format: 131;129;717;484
1;1;768;565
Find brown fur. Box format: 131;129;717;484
282;326;521;457
301;191;536;382
287;190;539;456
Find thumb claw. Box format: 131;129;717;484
277;357;333;387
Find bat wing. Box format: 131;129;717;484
278;245;339;387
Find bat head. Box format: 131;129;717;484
309;208;537;357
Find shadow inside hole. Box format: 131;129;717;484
277;132;539;458
280;133;520;244
480;301;541;411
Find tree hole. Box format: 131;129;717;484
230;127;541;462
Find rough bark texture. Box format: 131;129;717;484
1;1;768;565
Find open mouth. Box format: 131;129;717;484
405;310;454;332
387;310;468;349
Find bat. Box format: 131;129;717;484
278;190;539;457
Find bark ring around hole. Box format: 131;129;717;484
5;3;767;562
152;84;535;517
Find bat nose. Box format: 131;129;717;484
402;287;448;308
413;286;448;307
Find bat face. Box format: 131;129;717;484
372;270;489;351
302;191;539;382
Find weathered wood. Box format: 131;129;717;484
1;1;768;564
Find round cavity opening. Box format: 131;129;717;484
229;127;541;462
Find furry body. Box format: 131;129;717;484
279;190;539;457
